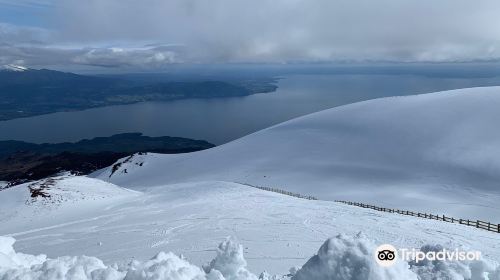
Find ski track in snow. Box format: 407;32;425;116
2;178;500;274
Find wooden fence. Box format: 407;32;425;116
335;200;500;233
237;182;318;200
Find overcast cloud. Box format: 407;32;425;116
1;0;500;69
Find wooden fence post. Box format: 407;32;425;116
335;200;499;233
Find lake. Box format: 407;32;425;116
2;71;500;145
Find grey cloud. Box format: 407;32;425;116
0;23;51;45
72;47;181;68
2;0;500;68
0;45;183;69
50;0;500;63
0;24;184;68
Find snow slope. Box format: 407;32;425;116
96;86;500;221
1;177;500;276
0;176;139;234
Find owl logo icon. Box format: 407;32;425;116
375;244;398;267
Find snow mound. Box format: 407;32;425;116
1;175;136;205
122;252;208;280
0;236;257;280
0;175;136;208
204;237;258;280
0;236;46;269
2;234;500;280
22;175;136;206
0;175;139;228
409;244;500;280
293;234;500;280
292;233;417;280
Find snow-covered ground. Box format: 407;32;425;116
2;87;500;278
1;176;500;278
0;176;139;234
95;86;500;222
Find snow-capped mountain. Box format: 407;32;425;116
96;86;500;222
0;64;29;72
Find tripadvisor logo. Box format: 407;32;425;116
374;244;481;267
375;244;398;267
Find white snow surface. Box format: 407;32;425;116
1;177;500;277
96;86;500;221
0;176;139;236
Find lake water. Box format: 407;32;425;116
2;72;500;145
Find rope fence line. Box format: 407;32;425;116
236;183;498;234
237;182;318;200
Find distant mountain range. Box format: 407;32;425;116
0;66;277;121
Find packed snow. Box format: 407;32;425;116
95;86;500;221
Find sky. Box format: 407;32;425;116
1;0;500;71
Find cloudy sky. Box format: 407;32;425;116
1;0;500;71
